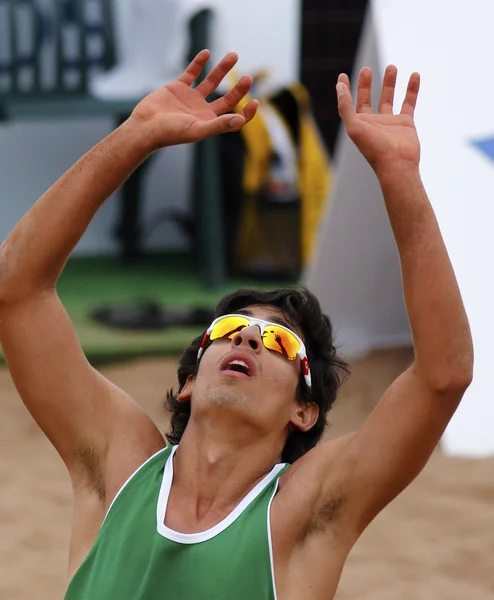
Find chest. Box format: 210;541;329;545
65;449;283;600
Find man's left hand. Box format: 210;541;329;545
337;66;421;179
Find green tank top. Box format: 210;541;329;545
65;445;289;600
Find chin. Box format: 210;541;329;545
205;384;249;409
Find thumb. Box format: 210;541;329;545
192;114;246;140
336;81;356;125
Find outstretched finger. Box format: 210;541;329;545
196;52;239;98
378;65;397;114
177;49;211;86
356;68;373;113
338;73;350;89
336;74;356;125
235;98;259;125
209;75;253;115
401;72;420;118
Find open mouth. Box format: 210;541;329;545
222;359;251;376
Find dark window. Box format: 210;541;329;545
301;0;368;155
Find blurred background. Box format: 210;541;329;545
1;1;494;598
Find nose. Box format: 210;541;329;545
231;325;263;354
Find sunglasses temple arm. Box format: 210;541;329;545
305;372;312;388
299;353;312;389
197;331;211;361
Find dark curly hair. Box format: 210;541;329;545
165;286;349;463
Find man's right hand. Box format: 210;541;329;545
130;50;259;149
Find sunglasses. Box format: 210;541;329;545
197;313;311;388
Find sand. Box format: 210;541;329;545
1;348;494;599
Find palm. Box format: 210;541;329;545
135;82;218;138
351;113;420;169
337;66;421;176
130;50;258;148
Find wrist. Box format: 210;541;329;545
118;116;159;157
378;167;432;244
377;164;422;194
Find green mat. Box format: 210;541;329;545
0;254;295;364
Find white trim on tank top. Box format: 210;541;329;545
267;477;281;600
156;444;287;544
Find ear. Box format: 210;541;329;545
177;375;195;403
290;402;319;433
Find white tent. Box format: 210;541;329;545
307;0;494;457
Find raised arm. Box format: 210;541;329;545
0;51;258;476
303;66;473;538
0;51;256;299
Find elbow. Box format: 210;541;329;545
413;356;474;396
0;252;32;308
0;247;53;307
427;371;473;398
441;366;473;395
448;345;475;393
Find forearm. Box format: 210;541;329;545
0;117;154;300
379;168;473;390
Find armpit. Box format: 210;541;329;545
298;489;348;543
72;444;106;503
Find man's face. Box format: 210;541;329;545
179;305;318;438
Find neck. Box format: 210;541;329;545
171;416;284;522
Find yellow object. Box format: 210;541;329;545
231;78;332;271
290;83;332;264
231;89;272;267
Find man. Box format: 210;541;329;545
0;50;473;599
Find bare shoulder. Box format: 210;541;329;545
270;436;357;597
277;434;355;504
271;434;355;547
108;401;166;501
71;390;167;508
68;396;166;580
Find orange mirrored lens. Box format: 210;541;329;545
262;325;300;360
210;316;301;360
210;316;251;340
